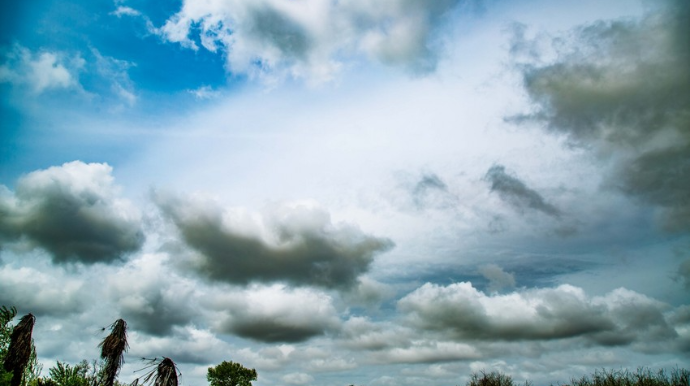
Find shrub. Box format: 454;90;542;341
566;368;689;386
467;371;531;386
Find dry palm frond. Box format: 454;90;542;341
140;358;179;386
3;313;36;386
98;319;129;386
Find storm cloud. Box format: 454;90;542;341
512;0;690;230
154;192;393;289
485;165;561;217
0;161;144;264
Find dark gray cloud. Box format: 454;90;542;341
213;285;338;343
117;288;195;336
485;165;561;217
247;6;312;61
0;161;144;264
510;0;690;231
398;283;677;346
228;319;326;343
154;192;393;289
107;254;198;336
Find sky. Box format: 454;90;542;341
0;0;689;385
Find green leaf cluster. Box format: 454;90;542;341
207;361;257;386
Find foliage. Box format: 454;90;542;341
564;368;690;386
0;307;40;386
98;320;128;386
207;361;257;386
466;371;529;386
47;361;90;386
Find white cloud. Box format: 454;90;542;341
0;45;82;93
0;264;86;316
155;0;467;81
282;372;314;385
112;6;141;17
188;85;221;100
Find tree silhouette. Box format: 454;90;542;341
140;358;179;386
98;319;128;386
3;313;36;386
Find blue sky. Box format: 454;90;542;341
1;0;689;385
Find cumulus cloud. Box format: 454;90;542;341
371;341;480;364
485;165;561;217
155;0;471;80
130;325;227;364
107;253;198;336
211;284;339;343
0;45;83;93
0;264;86;316
339;317;413;352
0;161;144;264
339;317;481;364
510;0;690;231
398;282;677;346
343;276;396;308
154;192;393;289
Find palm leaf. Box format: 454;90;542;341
3;313;36;386
140;358;179;386
98;319;129;386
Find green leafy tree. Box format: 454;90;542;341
48;362;90;386
207;361;257;386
